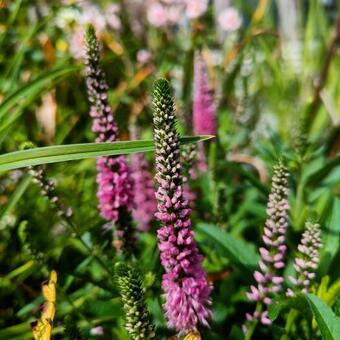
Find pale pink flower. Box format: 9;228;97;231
167;5;183;24
217;7;242;32
80;3;106;33
147;3;169;27
137;49;152;65
185;0;208;19
105;4;122;30
69;27;85;59
90;326;104;336
68;2;106;59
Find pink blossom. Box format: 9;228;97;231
147;3;169;27
137;49;152;65
105;4;121;30
80;3;106;33
90;326;104;336
96;156;134;222
69;27;85;59
167;5;183;24
217;7;242;32
185;0;208;19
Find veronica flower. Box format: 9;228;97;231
287;221;322;297
244;160;289;332
152;79;212;332
115;262;156;339
185;0;208;19
84;25;135;254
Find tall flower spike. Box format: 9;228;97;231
244;160;289;330
152;79;212;332
287;221;322;297
84;25;135;253
192;53;216;136
115;262;156;339
130;126;157;232
31;271;57;340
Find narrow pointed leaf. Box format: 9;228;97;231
305;294;340;340
197;223;259;269
0;136;213;171
0;65;79;131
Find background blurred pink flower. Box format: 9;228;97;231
217;7;242;32
80;3;106;33
167;5;182;24
147;3;169;27
105;4;122;30
69;27;85;59
185;0;208;19
137;49;152;64
90;326;104;336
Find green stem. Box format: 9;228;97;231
63;217;112;276
245;302;262;340
281;309;298;340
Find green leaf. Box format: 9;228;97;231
269;294;340;339
319;198;340;276
268;296;309;322
268;298;285;321
219;160;269;196
197;223;259;269
0;322;31;340
0;136;212;172
0;175;30;218
0;65;79;132
305;294;340;340
305;156;340;186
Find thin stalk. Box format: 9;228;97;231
63;216;112;276
245;302;262;340
281;308;298;340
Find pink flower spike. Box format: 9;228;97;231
152;79;211;332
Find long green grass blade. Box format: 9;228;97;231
0;175;30;218
0;136;213;171
0;65;79;130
